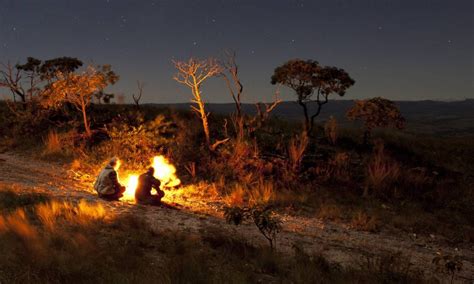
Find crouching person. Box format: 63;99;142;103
94;157;126;201
135;167;164;205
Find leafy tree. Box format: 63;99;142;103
0;57;83;106
41;65;118;137
271;59;355;134
346;97;405;144
38;57;83;81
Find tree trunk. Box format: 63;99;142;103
298;100;310;133
81;100;91;138
193;85;210;147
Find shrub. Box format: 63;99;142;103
91;114;175;171
224;205;282;250
366;140;400;198
288;131;309;174
324;115;338;145
350;211;380;232
248;179;275;206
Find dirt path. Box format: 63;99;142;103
0;153;472;282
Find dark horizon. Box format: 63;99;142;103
1;0;473;103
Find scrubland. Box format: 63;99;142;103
0;101;473;283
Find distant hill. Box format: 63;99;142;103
149;99;474;136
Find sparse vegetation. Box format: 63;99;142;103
0;53;473;282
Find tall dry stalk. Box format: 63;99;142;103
288;131;309;174
324;116;338;145
43;130;62;154
366;141;400;197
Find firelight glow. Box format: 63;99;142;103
120;155;181;202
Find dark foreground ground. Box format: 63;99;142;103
0;153;472;283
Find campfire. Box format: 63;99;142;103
120;155;181;202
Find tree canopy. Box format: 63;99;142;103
271;59;354;133
346;97;405;143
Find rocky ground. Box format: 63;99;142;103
0;152;472;283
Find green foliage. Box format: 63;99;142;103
224;205;282;250
91;114;176;170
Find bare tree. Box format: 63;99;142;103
0;62;27;104
247;89;282;136
173;57;222;147
220;50;243;118
132;80;145;108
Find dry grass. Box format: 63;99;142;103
249;179;275;206
43;130;62;154
324;115;338;145
224;184;246;206
350;211;380;232
316;204;343;221
366;141;400;197
288;131;309;173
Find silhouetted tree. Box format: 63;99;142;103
0;57;83;108
346;97;405;144
39;57;83;82
132;80;145;109
271;59;355;134
94;90;115;104
220;50;243;118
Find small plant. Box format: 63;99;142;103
350;211;380;232
43;130;62;154
324;115;338;145
288;131;309;174
366;140;400;197
224;205;282;250
248;179;274;206
432;252;463;283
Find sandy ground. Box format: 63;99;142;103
0;152;472;283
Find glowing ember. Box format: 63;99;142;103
119;155;181;202
152;156;181;187
122;174;139;202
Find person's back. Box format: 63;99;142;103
94;157;125;200
94;165;116;195
135;167;163;205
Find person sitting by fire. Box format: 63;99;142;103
135;167;164;205
94;157;126;201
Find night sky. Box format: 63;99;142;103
1;0;472;103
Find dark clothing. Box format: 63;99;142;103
135;172;163;205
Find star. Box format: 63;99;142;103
12;26;16;32
193;41;197;46
377;26;383;30
290;39;296;44
447;39;452;44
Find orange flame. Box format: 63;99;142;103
120;155;181;202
